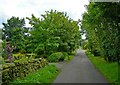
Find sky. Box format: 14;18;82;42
0;0;89;27
0;0;89;39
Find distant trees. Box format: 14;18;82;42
81;2;120;62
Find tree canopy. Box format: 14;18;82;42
2;10;81;58
81;2;120;62
27;10;81;56
2;17;28;53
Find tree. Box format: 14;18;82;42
27;10;81;57
81;2;120;62
2;16;26;53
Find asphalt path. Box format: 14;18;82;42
53;48;109;84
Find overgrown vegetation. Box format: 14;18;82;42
81;2;120;62
86;51;118;84
2;10;80;61
1;10;80;83
26;10;81;56
11;65;59;84
2;2;119;84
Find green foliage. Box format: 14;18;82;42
2;16;25;40
27;10;81;56
48;52;63;62
86;51;118;84
81;40;88;50
81;2;120;62
10;28;25;53
2;10;80;62
2;17;27;53
62;52;69;61
0;57;5;64
12;53;36;61
13;53;26;60
11;65;59;83
48;52;69;62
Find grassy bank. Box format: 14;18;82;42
11;65;59;84
85;51;118;84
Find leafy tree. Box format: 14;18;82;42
2;16;26;53
81;2;120;62
27;10;81;57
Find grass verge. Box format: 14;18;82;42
85;51;118;85
11;65;59;84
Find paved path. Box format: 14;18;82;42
53;48;109;83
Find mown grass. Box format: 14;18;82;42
11;65;59;84
86;51;118;85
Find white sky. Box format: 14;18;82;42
0;0;89;27
0;0;89;39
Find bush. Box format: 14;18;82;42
62;52;69;61
13;53;26;60
48;52;69;62
48;52;62;62
81;41;88;50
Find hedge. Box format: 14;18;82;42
2;58;48;84
47;52;69;62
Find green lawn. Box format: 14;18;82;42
86;51;118;84
11;65;59;84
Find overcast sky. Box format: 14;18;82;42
0;0;89;28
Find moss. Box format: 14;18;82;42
2;58;48;83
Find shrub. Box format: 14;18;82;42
48;52;69;62
62;52;69;61
81;41;88;50
48;52;62;62
0;57;5;64
13;53;27;60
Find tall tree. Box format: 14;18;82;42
81;2;120;62
2;16;26;53
27;10;81;56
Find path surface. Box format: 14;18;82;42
53;48;109;83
